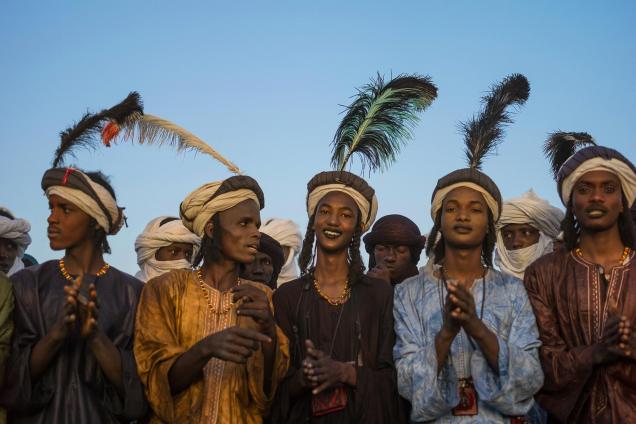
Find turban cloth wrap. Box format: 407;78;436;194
134;216;201;282
306;171;378;232
363;214;426;254
180;175;264;238
41;168;126;235
557;146;636;208
0;208;32;276
257;232;285;283
494;191;565;279
430;168;502;222
260;218;302;285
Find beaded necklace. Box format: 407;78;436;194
195;269;240;315
58;258;109;282
313;278;350;306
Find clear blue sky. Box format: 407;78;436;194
1;1;635;273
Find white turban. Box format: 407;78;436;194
260;218;302;285
180;181;261;237
306;184;378;232
134;216;201;282
0;208;32;276
495;190;565;279
560;157;636;207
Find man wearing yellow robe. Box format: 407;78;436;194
135;175;289;423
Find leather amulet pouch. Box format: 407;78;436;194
311;385;348;416
452;378;478;416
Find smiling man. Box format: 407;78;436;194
0;207;32;276
134;216;200;283
524;144;636;423
134;176;289;423
494;191;564;279
272;171;405;423
0;167;147;423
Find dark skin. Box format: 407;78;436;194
155;242;194;262
368;244;416;285
240;251;275;287
300;191;358;395
30;194;124;394
500;223;540;250
433;187;500;374
0;237;18;274
571;170;636;363
167;200;278;395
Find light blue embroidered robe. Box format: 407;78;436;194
393;267;544;423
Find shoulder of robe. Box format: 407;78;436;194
524;248;570;282
272;276;306;301
143;268;193;294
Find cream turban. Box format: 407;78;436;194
180;176;264;237
306;185;378;232
260;218;302;285
0;208;32;276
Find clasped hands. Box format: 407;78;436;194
596;303;635;364
301;340;355;395
52;275;100;342
440;280;487;340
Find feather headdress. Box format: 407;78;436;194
460;73;530;170
109;114;241;174
53;92;142;167
330;73;437;173
543;131;596;180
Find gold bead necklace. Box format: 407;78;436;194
575;246;631;265
313;278;350;306
195;269;240;315
59;258;110;283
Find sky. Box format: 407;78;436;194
1;1;635;274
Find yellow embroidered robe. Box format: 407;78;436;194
134;269;289;423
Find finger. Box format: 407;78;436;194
306;345;326;360
227;334;260;350
236;308;269;322
225;343;254;358
448;295;470;312
313;380;333;395
305;339;316;351
64;314;76;324
216;349;249;364
229;327;272;343
236;302;270;311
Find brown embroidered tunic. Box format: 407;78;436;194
524;249;636;423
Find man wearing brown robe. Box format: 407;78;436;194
524;145;636;423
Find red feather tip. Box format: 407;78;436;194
101;121;120;147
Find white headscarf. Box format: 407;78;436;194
260;218;302;285
134;216;201;283
495;190;564;279
0;208;32;276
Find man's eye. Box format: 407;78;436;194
605;185;616;193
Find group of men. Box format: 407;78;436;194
0;75;635;424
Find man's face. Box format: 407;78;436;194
155;242;194;262
373;244;413;283
500;223;540;250
440;187;489;250
0;238;18;274
313;191;359;253
241;251;275;287
208;199;261;264
572;170;623;233
47;194;93;251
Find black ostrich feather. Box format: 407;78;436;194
52;92;143;167
461;73;530;170
543;131;596;179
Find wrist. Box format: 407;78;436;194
438;326;457;342
465;319;488;341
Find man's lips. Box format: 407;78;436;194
246;244;258;253
453;225;472;234
47;228;61;238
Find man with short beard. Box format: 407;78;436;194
134;176;289;423
240;232;284;290
524;140;636;423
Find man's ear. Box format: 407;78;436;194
204;219;214;238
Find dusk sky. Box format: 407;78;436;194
2;1;634;273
